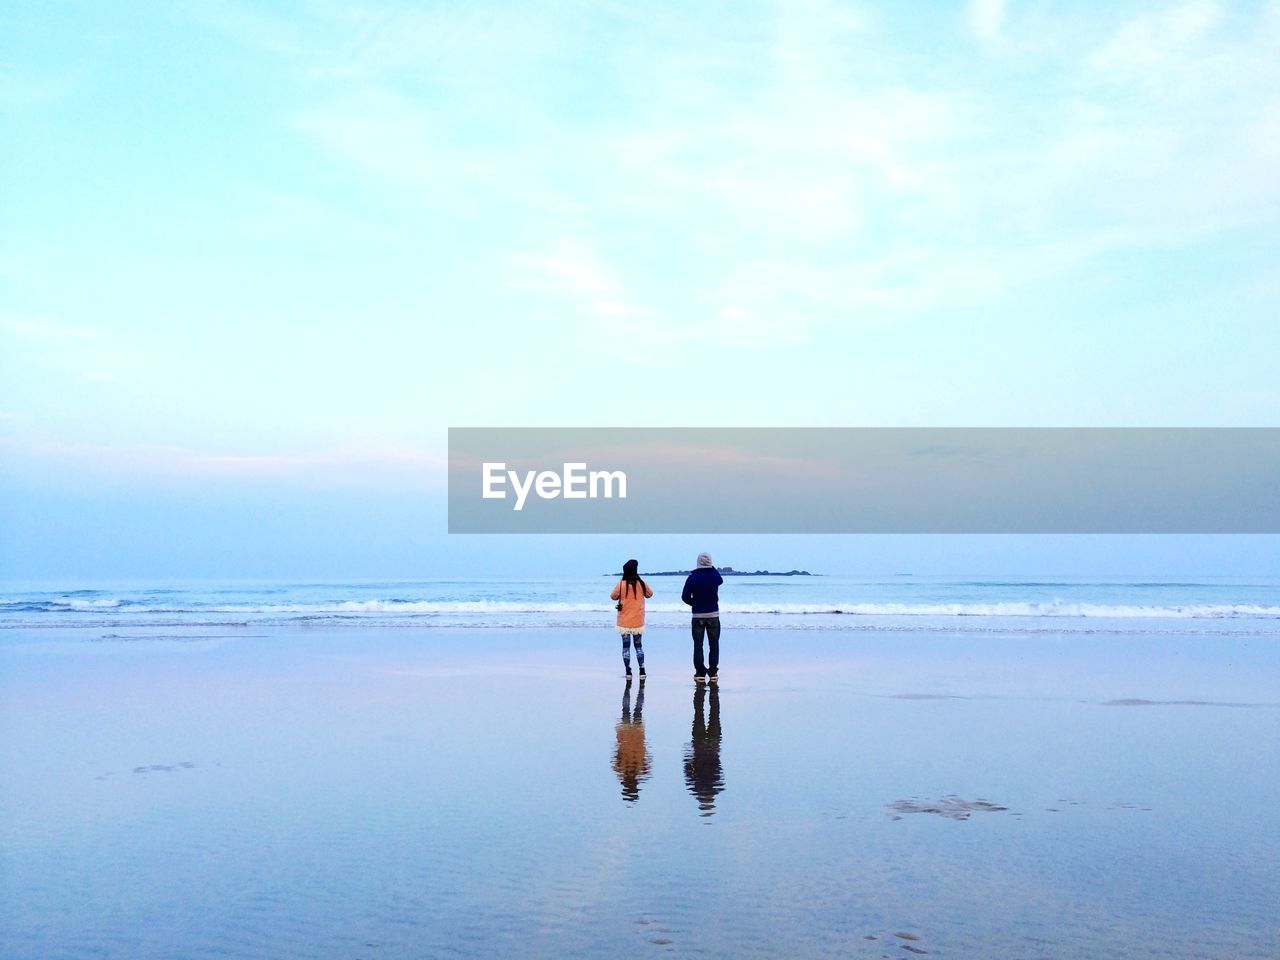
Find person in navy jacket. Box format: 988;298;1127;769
682;552;724;683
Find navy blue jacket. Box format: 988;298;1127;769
681;567;723;615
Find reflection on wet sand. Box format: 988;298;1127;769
684;684;724;816
612;678;651;802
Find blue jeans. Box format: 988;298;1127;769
692;617;720;676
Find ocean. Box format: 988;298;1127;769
3;574;1279;635
4;574;1278;959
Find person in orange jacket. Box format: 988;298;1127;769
610;558;653;679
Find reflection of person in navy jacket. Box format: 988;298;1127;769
682;552;723;682
684;683;723;815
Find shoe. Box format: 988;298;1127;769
638;668;646;678
708;674;718;684
695;675;707;684
625;669;633;677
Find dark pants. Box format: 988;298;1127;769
692;617;720;676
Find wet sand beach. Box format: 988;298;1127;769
2;624;1278;959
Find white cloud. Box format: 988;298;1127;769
508;241;659;346
1088;0;1222;82
968;0;1007;48
0;435;448;487
216;1;1280;366
1050;0;1280;236
508;240;812;360
0;65;78;109
293;87;453;195
510;243;622;303
703;226;1137;331
0;313;101;341
0;313;140;384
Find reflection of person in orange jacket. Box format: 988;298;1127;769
684;684;723;816
612;678;651;802
610;559;653;679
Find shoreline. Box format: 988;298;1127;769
3;623;1278;959
6;621;1279;703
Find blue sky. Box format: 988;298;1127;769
2;1;1278;578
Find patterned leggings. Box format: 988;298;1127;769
622;633;645;669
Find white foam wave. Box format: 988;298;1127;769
10;597;1279;621
207;600;611;614
107;599;1280;618
54;598;125;609
709;601;1280;619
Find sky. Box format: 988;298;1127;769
2;1;1278;579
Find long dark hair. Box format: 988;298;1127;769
621;558;647;597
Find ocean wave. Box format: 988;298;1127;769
2;618;1276;641
44;597;128;610
4;598;1279;619
710;601;1280;619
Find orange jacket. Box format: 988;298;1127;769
610;578;653;630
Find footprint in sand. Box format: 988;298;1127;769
132;762;197;774
895;932;928;953
887;796;1009;821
